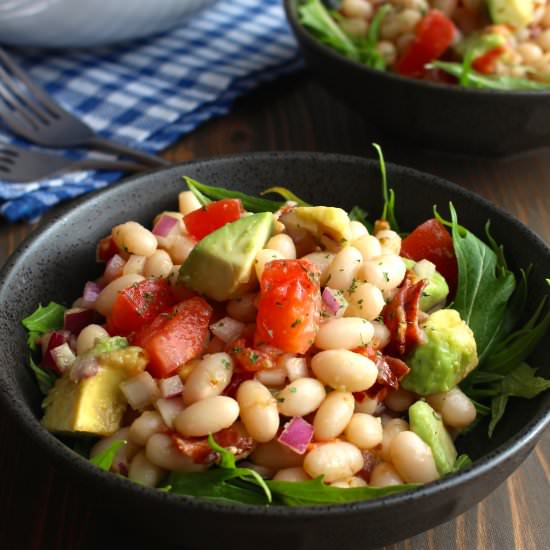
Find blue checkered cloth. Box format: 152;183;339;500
0;0;302;222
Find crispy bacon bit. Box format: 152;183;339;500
172;424;255;465
356;451;380;483
382;273;427;357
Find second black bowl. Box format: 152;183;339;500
284;0;550;157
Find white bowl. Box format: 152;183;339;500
0;0;216;48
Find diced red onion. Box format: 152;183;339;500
255;367;287;386
103;253;126;283
50;343;76;373
158;375;184;399
64;307;95;335
322;287;348;317
120;372;160;410
280;355;308;382
69;355;99;382
152;214;178;237
155;397;185;428
82;281;102;306
210;316;245;344
278;417;314;455
42;330;71;373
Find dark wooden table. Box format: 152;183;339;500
0;73;548;550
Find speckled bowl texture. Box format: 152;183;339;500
284;0;550;157
0;153;548;549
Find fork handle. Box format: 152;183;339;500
86;137;170;167
73;159;149;173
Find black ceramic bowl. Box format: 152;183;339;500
283;0;550;157
0;153;548;549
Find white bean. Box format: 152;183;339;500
315;317;374;350
325;246;363;290
345;413;383;449
311;350;377;392
339;17;368;37
226;292;258;323
352;235;382;261
174;396;239;437
433;0;458;16
145;433;207;473
354;395;379;414
517;42;543;65
266;234;296;259
331;476;367;488
112;221;157;258
183;353;234;405
377;41;397;65
427;387;477;428
95;273;145;317
376;229;401;255
273;467;309;482
250;439;304;469
90;428;140;475
360;254;406;290
313;391;355;441
370;320;391;350
128;450;166;487
341;0;373;19
536;29;550;52
379;418;409;461
76;324;109;356
304;441;364;483
277;378;326;417
129;411;168;446
168;234;195;265
390;430;439;483
237;380;280;443
349;220;369;240
345;282;385;320
302;251;335;284
178;190;202;215
255;248;285;281
143;249;173;278
123;254;146;276
369;462;404;487
385;387;417;413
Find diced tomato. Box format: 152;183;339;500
183;199;244;241
400;218;458;294
395;10;456;77
472;45;506;75
96;235;119;262
108;278;176;336
132;296;212;378
254;259;322;354
222;369;255;398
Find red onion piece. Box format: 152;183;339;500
82;281;102;306
278;417;314;455
159;375;184;398
152;215;178;237
50;343;76;373
120;372;160;410
42;330;71;373
64;307;95;335
280;354;308;382
69;355;99;382
210;316;245;344
322;287;347;317
155;397;185;428
103;253;126;283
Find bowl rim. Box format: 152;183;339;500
283;0;550;98
1;151;549;518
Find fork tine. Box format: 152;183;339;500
0;82;42;131
0;66;53;126
0;93;38;135
0;48;64;118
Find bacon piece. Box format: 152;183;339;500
382;273;427;357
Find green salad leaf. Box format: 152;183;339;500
260;187;310;207
89;440;126;471
452;454;472;472
374;142;399;232
22;301;66;350
356;4;392;70
28;356;56;396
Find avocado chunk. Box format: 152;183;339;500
280;206;352;244
488;0;535;28
403;258;449;311
402;309;478;395
179;212;274;301
409;400;457;476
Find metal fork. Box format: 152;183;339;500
0;48;169;167
0;143;148;183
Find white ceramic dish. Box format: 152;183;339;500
0;0;216;48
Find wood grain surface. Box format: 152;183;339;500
0;73;548;550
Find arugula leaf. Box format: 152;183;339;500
28;356;56;396
298;0;359;61
427;61;550;90
183;176;282;213
373;143;399;232
488;395;508;437
448;204;516;361
207;433;236;469
261;187;310;207
90;439;126;471
266;477;416;506
357;4;392;70
22;302;66;350
453;454;472;472
349;205;373;232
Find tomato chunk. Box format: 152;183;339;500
254;259;321;354
96;235;119;262
184;199;243;241
108;278;176;336
400;218;458;294
132;296;212;378
395;10;456;77
472;46;506;75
